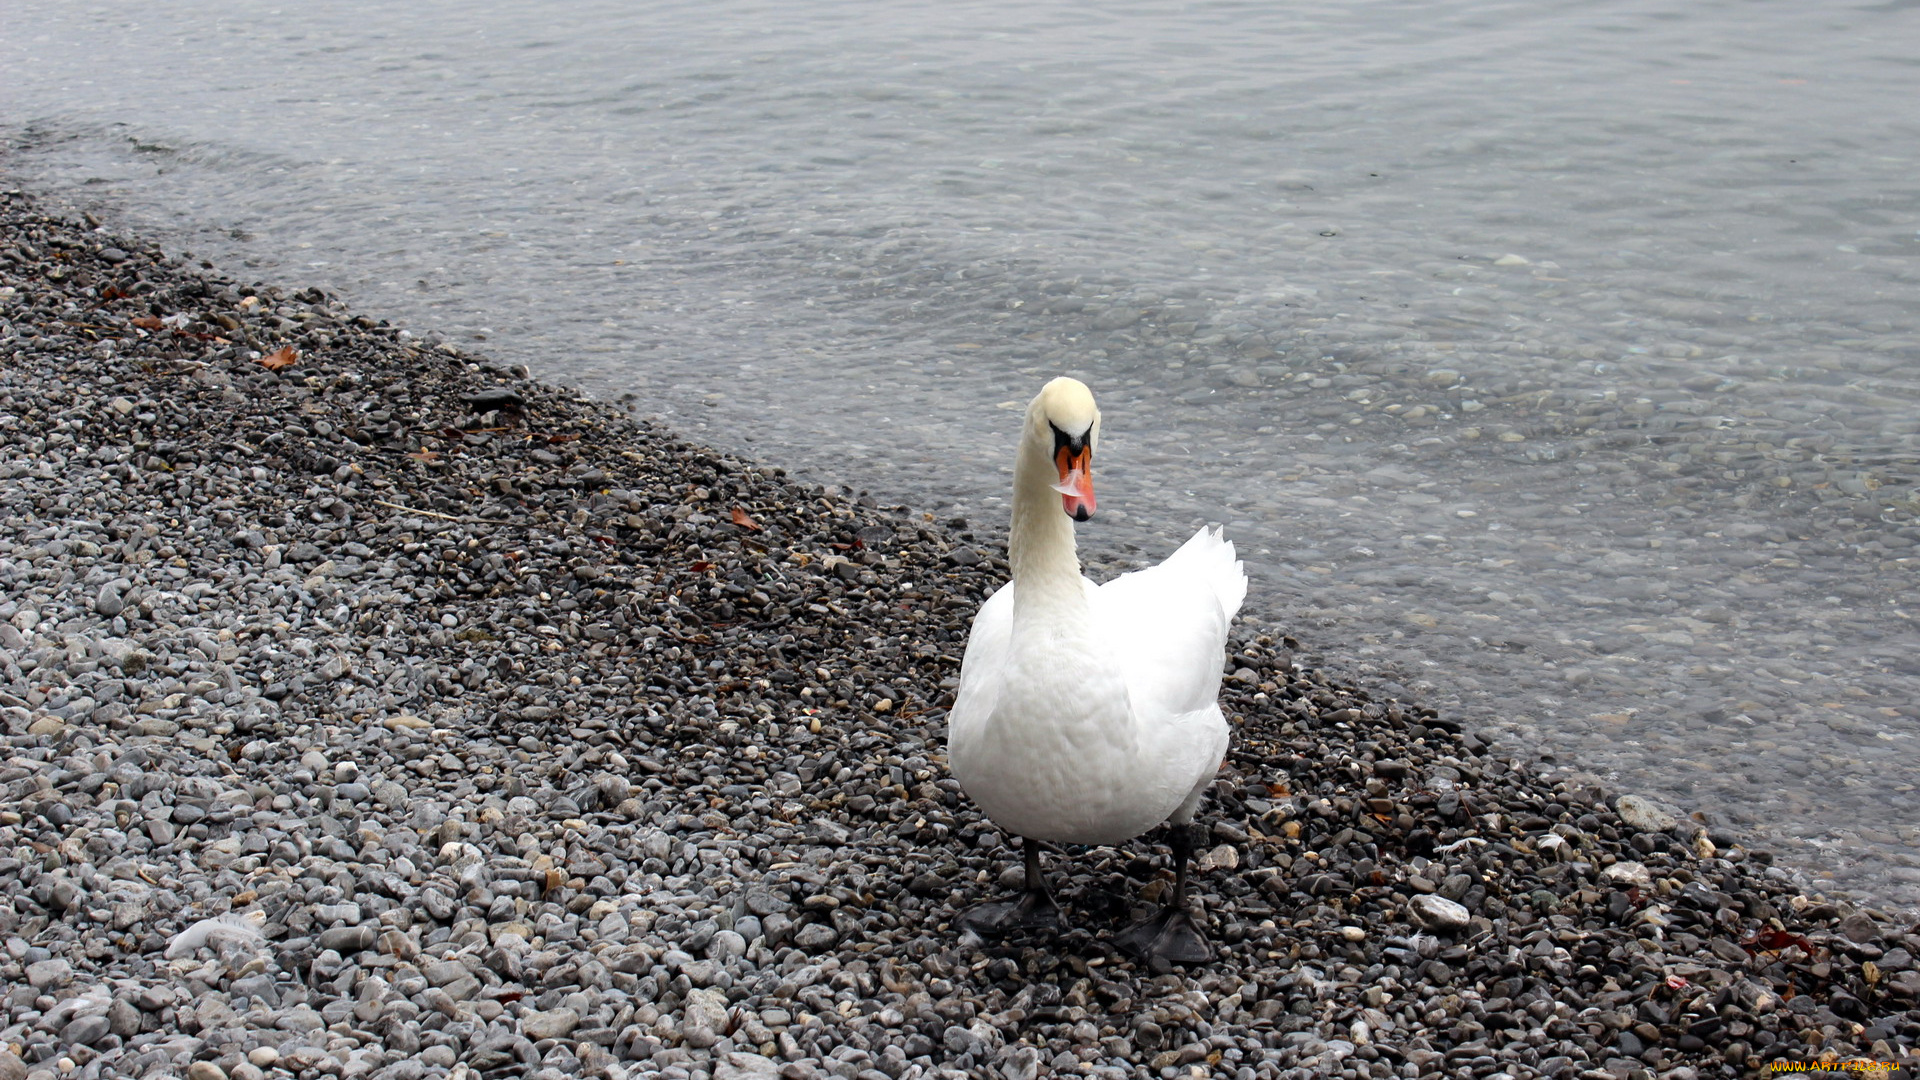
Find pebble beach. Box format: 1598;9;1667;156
1;186;1917;1080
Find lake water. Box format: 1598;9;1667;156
6;0;1919;909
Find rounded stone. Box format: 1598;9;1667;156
1615;794;1679;832
1406;894;1471;932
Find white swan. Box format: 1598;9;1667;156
948;376;1246;962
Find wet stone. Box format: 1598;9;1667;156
1615;793;1681;832
1601;860;1652;887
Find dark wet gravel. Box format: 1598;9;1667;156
0;187;1916;1080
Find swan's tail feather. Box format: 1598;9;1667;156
1167;524;1248;621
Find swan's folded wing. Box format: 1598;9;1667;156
1145;703;1234;821
946;582;1015;755
1090;525;1246;725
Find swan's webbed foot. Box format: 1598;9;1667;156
958;887;1065;937
1113;905;1212;964
1114;820;1212;964
959;835;1066;939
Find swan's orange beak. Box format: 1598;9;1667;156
1052;445;1095;522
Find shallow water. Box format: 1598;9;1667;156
6;0;1919;906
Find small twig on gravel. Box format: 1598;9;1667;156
369;499;488;524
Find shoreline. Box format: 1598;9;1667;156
0;186;1915;1079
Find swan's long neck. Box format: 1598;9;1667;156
1009;425;1086;616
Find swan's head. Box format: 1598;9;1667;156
1029;376;1100;522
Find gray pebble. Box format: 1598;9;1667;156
1406;894;1471;932
316;924;376;953
93;584;124;617
520;1006;581;1041
792;923;839;951
61;1013;113;1047
25;958;71;989
710;926;744;957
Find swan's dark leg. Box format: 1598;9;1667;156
1114;822;1212;964
957;836;1064;937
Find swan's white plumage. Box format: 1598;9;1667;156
948;379;1244;848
